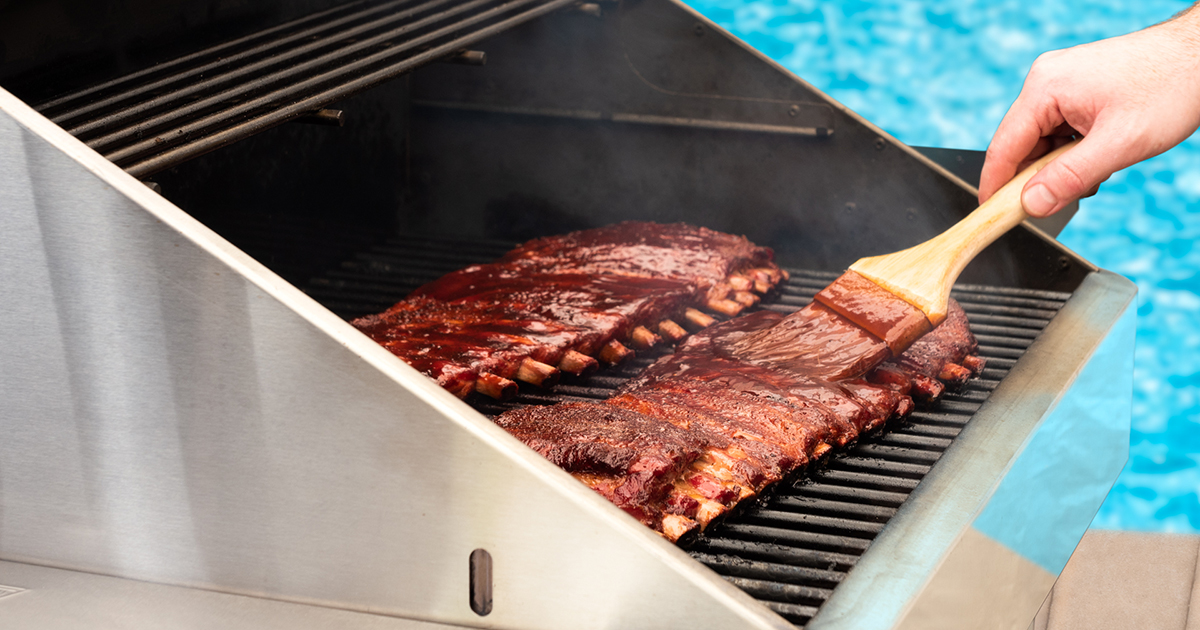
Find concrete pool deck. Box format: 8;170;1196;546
1031;530;1200;629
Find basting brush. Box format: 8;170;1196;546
732;141;1077;380
824;140;1079;351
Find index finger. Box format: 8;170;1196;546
979;93;1062;203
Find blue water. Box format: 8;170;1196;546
680;0;1200;532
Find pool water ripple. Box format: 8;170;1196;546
683;0;1200;532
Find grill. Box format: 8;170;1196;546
1;1;1135;629
299;233;1070;628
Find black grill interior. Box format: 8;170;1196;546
300;233;1069;628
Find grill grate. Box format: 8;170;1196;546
301;234;1070;628
35;0;574;177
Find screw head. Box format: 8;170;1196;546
874;138;886;150
788;105;800;117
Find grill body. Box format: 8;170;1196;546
0;1;1134;628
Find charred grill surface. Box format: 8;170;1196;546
303;234;1071;629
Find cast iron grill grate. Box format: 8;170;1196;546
34;0;575;177
301;234;1070;629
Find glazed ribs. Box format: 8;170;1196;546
353;221;984;542
495;301;983;541
353;222;786;399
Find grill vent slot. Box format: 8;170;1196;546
300;234;1069;629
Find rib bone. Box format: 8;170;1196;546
684;308;717;329
448;378;477;400
706;298;744;317
515;358;561;388
630;326;662;350
732;291;759;308
661;513;699;540
657;319;688;343
598;339;634;365
475;373;518;400
727;274;753;292
558;350;600;377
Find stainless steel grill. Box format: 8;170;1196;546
299;234;1072;628
0;1;1134;628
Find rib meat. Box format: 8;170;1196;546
494;299;983;541
351;221;984;541
493;403;706;527
353;223;787;399
496;222;782;302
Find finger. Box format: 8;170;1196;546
1081;179;1107;199
1013;136;1058;173
979;95;1065;203
1012;129;1080;172
1020;129;1127;217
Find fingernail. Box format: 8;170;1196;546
1022;183;1058;217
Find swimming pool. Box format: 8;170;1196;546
679;0;1200;532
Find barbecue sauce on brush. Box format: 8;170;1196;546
723;270;934;382
723;303;891;381
812;271;934;356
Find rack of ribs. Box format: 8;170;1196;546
352;222;787;399
494;301;984;541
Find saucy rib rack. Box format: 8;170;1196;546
354;222;983;540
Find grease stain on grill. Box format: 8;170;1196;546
304;236;1070;629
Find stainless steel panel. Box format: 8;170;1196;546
0;87;789;630
0;560;472;630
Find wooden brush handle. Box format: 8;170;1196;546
849;139;1078;325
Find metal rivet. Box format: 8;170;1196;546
440;50;487;65
874;138;886;150
1059;256;1072;271
788;105;800;117
469;549;493;616
294;108;345;127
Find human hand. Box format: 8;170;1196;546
979;7;1200;217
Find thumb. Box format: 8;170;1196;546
1020;132;1123;217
